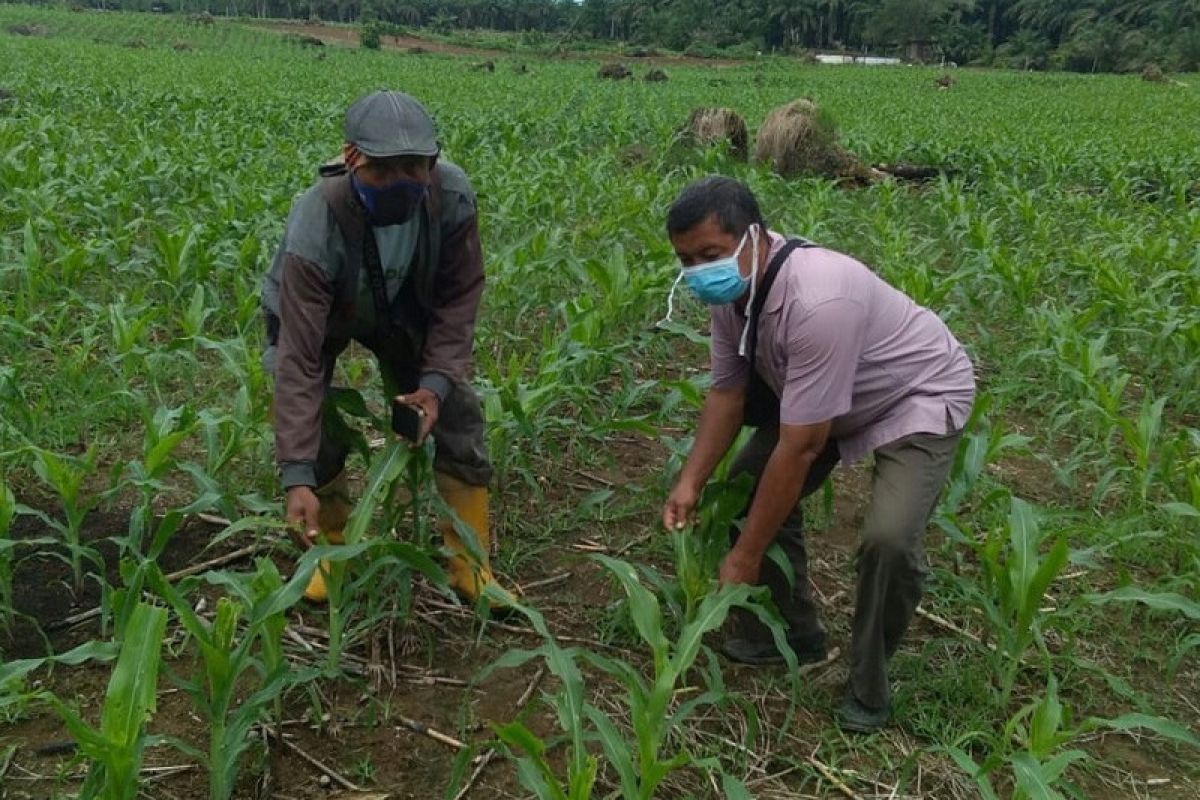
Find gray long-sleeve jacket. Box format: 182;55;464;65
262;160;483;488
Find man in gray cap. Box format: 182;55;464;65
262;90;510;609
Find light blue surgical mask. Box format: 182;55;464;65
659;226;762;356
682;231;751;305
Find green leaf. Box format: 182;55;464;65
1082;713;1200;749
492;721;566;800
670;583;753;679
1007;497;1040;598
343;442;411;545
1160;502;1199;518
1017;535;1069;632
1038;749;1089;784
100;602;168;748
1085;587;1200;620
1011;751;1066;800
943;746;999;800
721;772;754;800
0;640;120;690
594;555;668;666
584;705;639;799
655;319;709;345
0;481;14;536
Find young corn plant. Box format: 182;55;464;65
117;402;197;558
483;469;790;800
936;395;1032;540
23;445;102;596
480;596;597;800
316;438;447;675
149;557;319;800
973;498;1070;706
581;555;783;799
40;601;168;800
947;674;1200;799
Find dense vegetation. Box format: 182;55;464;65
23;0;1200;71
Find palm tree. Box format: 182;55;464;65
1013;0;1080;45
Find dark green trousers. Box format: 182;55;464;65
728;425;961;711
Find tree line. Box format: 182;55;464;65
55;0;1200;71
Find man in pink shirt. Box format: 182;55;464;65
661;177;975;732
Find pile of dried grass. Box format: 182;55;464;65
752;98;869;180
598;63;632;80
679;107;748;159
1141;64;1166;83
7;23;47;36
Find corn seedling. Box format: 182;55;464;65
973;498;1070;706
148;557;320;800
937;395;1032;540
316;439;448;674
22;445;103;596
947;674;1200;799
480;595;598;800
36;602;168;800
116;402;197;558
583;555;791;799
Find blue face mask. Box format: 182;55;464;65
659;226;763;358
682;231;751;305
352;174;427;226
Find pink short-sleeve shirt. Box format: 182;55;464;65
711;232;976;463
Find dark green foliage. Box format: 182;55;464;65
6;1;1194;73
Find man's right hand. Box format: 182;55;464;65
286;486;320;550
662;479;700;532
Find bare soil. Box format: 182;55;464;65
2;436;1195;798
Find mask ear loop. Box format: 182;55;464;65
656;270;686;329
737;226;761;358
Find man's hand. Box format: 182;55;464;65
396;388;440;446
662;479;701;531
286;486;320;550
719;547;762;586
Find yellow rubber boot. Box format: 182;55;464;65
303;471;352;603
435;472;515;609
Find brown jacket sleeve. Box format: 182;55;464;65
274;253;333;488
420;213;484;383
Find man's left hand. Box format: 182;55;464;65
719;547;762;586
396;388;440;446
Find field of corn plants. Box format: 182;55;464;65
1;6;1198;799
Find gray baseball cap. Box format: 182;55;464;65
344;91;439;158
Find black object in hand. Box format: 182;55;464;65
391;398;425;442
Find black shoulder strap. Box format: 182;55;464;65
746;238;815;368
361;220;389;320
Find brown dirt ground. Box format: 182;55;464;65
2;434;1196;798
252;20;747;68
